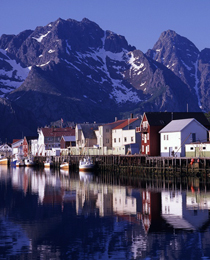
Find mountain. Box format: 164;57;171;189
0;18;208;141
146;30;210;112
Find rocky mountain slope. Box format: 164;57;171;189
0;18;208;141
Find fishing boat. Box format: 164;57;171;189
16;159;25;167
0;155;8;165
60;160;69;170
24;157;35;167
79;157;94;171
44;158;53;168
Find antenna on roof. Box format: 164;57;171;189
187;103;188;112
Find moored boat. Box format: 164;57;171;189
79;157;94;171
16;160;25;167
0;156;8;165
60;160;69;170
44;159;53;168
24;158;35;167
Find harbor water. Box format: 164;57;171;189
1;165;210;259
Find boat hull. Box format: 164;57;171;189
0;158;8;165
60;163;69;170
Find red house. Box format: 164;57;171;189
140;112;210;156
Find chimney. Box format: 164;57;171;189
115;117;118;122
130;113;133;118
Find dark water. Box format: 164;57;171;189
1;166;210;260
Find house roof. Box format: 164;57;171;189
41;127;75;137
143;112;210;127
113;118;139;129
79;123;100;139
159;118;208;133
62;136;76;142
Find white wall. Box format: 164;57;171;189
160;132;181;157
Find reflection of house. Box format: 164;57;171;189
113;187;137;215
140;112;210;156
159;118;208;157
161;191;209;230
141;191;161;233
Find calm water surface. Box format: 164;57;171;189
1;165;210;259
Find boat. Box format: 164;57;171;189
10;159;17;167
79;157;95;171
24;157;35;167
44;158;53;168
0;156;8;165
16;159;25;167
60;160;69;170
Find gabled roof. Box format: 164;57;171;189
159;118;208;133
113;118;139;129
143;112;210;127
79;123;100;139
62;136;76;142
40;127;75;137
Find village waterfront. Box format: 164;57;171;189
1;164;210;260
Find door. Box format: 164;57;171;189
169;147;173;157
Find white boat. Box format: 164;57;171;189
16;159;25;167
24;158;35;167
60;161;69;170
79;157;94;171
44;159;53;168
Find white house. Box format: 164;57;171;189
159;118;208;157
112;118;141;155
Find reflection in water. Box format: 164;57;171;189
0;166;210;259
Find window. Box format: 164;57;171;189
114;138;116;143
106;128;109;133
192;133;196;142
164;147;167;150
203;147;206;150
147;133;149;140
175;146;177;149
124;137;127;142
119;138;120;142
190;147;194;150
106;138;109;144
142;145;144;152
142;134;144;141
131;137;134;142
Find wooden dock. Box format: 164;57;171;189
31;155;210;175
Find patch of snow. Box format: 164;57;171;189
32;31;51;43
63;59;81;72
181;59;192;70
0;49;30;95
193;56;202;109
144;88;146;91
48;49;55;53
39;54;43;57
156;49;161;52
83;95;87;98
36;61;51;67
109;78;141;103
140;82;146;87
66;40;72;55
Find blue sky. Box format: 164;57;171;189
0;0;209;53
